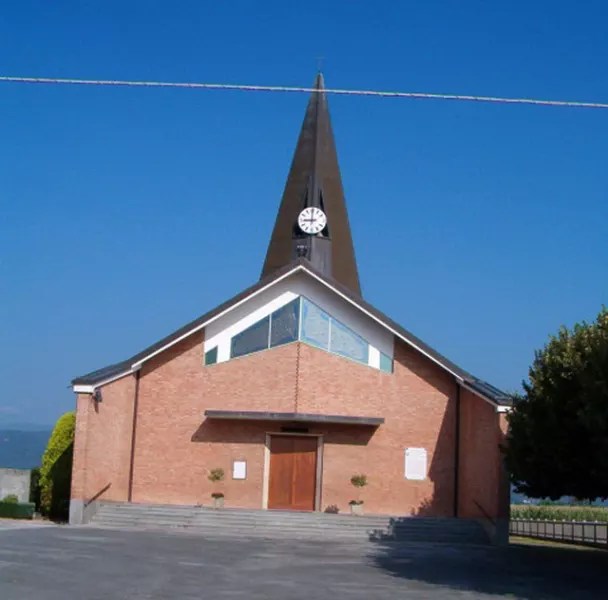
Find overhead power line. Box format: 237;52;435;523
1;75;608;110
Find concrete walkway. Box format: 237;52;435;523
0;518;56;531
0;526;605;599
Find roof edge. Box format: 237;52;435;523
71;260;309;387
71;259;510;406
72;364;137;388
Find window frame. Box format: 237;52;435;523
206;295;393;374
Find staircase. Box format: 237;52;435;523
89;502;489;545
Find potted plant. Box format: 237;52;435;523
208;468;225;508
349;474;368;515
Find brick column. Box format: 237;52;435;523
69;393;91;524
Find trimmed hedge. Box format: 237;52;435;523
511;505;608;522
40;411;75;520
0;501;35;520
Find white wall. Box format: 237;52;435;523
204;272;394;367
0;468;31;503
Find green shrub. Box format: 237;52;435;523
40;411;75;520
29;467;41;510
208;468;225;483
511;505;608;522
350;474;368;488
1;494;19;504
0;502;35;520
208;468;225;501
350;474;368;505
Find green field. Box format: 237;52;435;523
511;505;608;522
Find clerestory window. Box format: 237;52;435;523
205;296;393;372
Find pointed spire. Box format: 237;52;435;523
261;73;362;296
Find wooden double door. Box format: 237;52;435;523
268;435;318;511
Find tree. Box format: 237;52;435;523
40;411;75;520
504;307;608;501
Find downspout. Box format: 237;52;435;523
127;370;141;502
453;382;461;518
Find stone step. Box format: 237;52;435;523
95;514;480;532
94;515;479;531
91;523;487;542
103;504;445;517
95;520;480;537
101;504;389;518
91;516;486;536
93;522;481;536
94;515;481;534
90;502;489;545
97;505;478;527
91;524;487;544
95;511;388;527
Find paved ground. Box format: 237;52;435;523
0;525;606;599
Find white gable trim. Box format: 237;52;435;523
301;269;463;381
203;274;393;366
73;384;95;394
72;368;138;393
204;289;300;363
460;382;508;412
131;267;303;369
131;263;462;381
133;264;462;379
131;263;413;373
78;264;501;405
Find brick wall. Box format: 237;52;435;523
458;388;507;519
128;334;460;515
72;328;506;518
71;376;136;504
131;332;298;506
297;341;457;515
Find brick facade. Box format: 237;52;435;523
71;328;508;519
69;76;509;526
458;389;508;519
71;376;135;504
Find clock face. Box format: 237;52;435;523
298;207;327;235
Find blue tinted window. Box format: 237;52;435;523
379;352;393;373
270;298;300;348
231;316;270;359
329;319;368;364
226;295;389;373
204;347;218;366
301;299;330;350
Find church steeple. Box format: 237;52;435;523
261;73;362;296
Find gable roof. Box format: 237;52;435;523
72;259;512;407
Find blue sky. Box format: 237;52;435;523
1;1;607;427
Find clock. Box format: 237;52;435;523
298;207;327;235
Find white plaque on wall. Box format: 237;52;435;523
404;448;427;481
232;460;247;480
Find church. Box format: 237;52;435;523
70;74;511;534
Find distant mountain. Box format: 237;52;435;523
0;429;51;470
